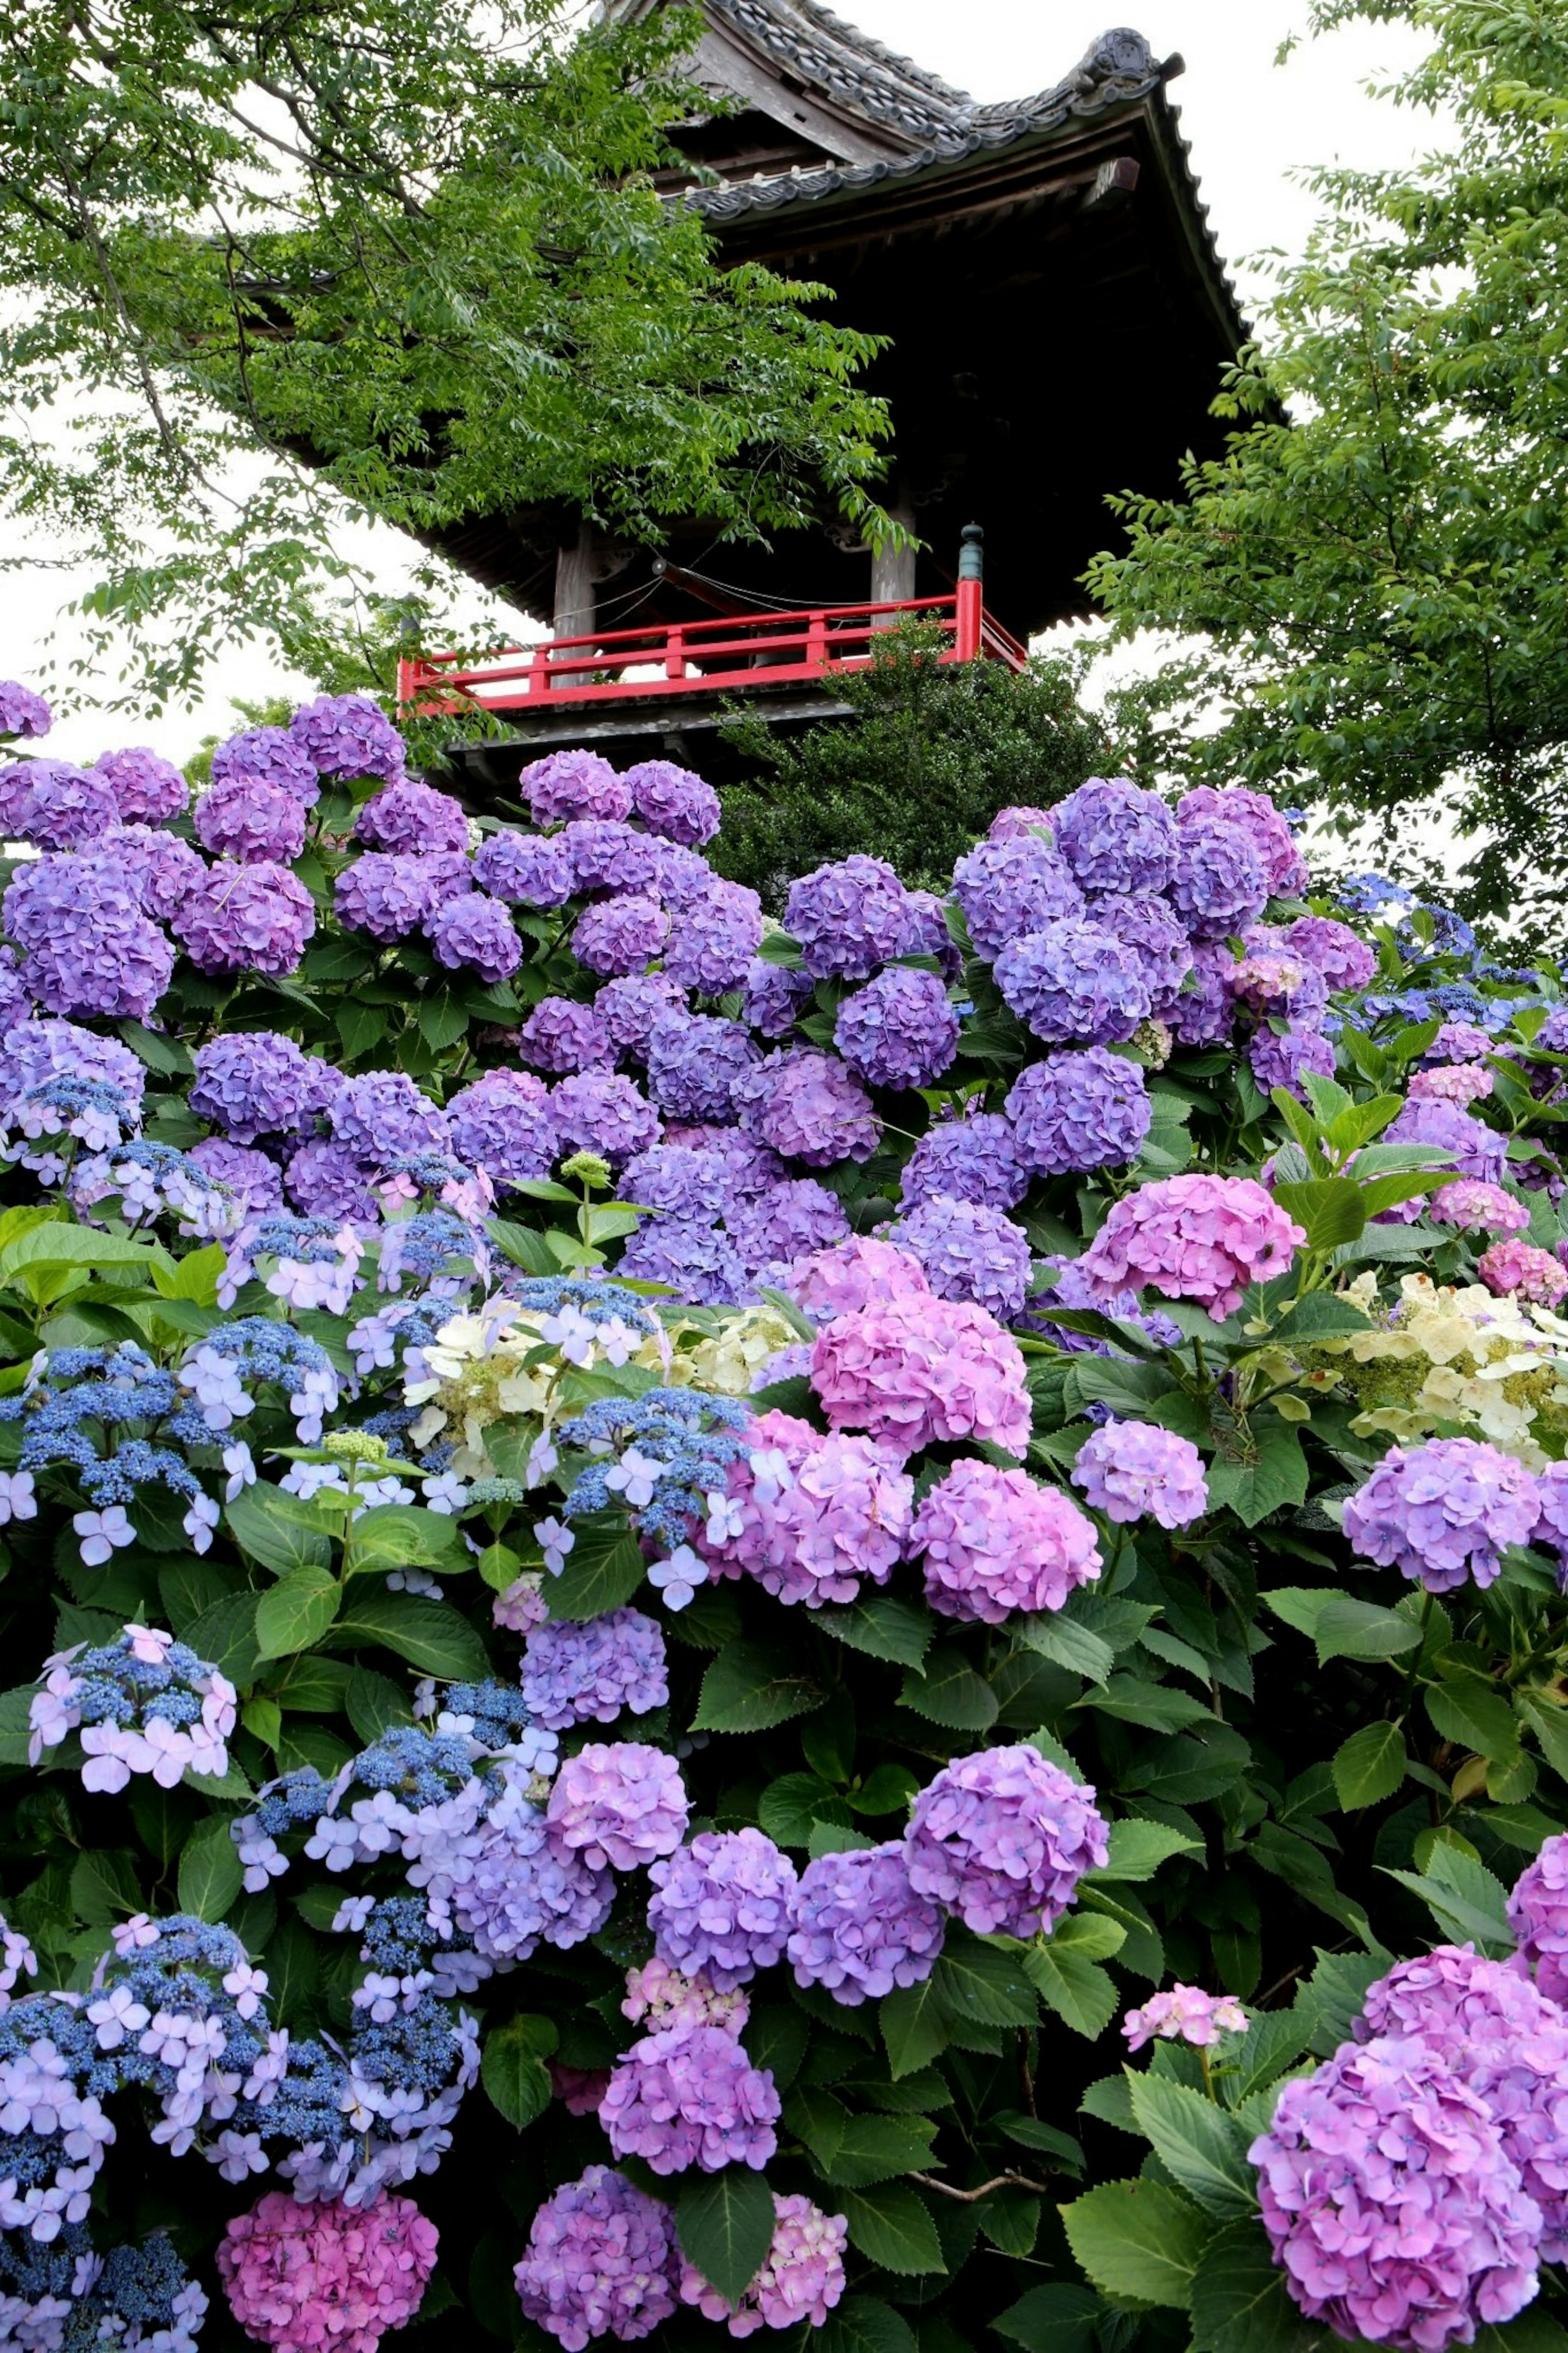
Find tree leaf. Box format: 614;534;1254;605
70;1849;141;1928
324;1591;490;1679
1079;1676;1213;1734
1206;1425;1308;1528
183;1592;263;1685
898;1646;998;1732
1126;2074;1258;2219
345;1664;416;1744
1270;1178;1367;1251
691;1642;825;1733
1016;1612;1115;1684
1332;1722;1408;1811
481;2013;557;2130
1059;2179;1213;2310
677;2169;776;2306
1425;1679;1520;1762
177;1815;243;1923
934;1937;1038;2027
835;2183;945;2275
545;1513;648;1622
814;1595;933;1671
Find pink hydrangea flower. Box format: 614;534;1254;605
217;2191;437;2353
1477;1237;1568;1306
913;1459;1100;1624
1508;1833;1568;2006
1430;1180;1530;1235
784;1233;931;1324
1410;1064;1495;1107
678;2194;848;2336
1075;1174;1305;1322
622;1956;750;2037
1071;1419;1209;1528
810;1294;1031;1457
904;1744;1108;1938
1123;1985;1248;2051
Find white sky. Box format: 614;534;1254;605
0;0;1441;764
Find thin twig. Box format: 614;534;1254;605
909;2172;1051;2204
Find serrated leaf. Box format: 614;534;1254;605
70;1849;140;1928
324;1591;490;1679
1426;1679;1520;1762
1206;1425;1308;1527
1022;1941;1118;2039
992;2284;1105;2351
1313;1597;1421;1666
677;2169;775;2306
817;2295;918;2353
1017;1612;1115;1684
897;1646;998;1732
177;1815;243;1923
180;1591;260;1687
814;1595;933;1670
1060;2179;1212;2310
225;1485;334;1578
1332;1722;1408;1810
1382;1853;1512;1953
1270;1178;1366;1251
1189;2217;1314;2353
1080;1675;1213;1733
691;1642;824;1733
1126;2074;1257;2219
254;1569;341;1662
835;2183;945;2275
544;1513;648;1621
1521;1696;1568;1786
1089;1819;1203;1882
880;1975;951;2078
345;1664;416;1744
345;1504;463;1577
934;1937;1038;2027
816;2112;938;2187
481;2013;557;2129
758;1771;844;1847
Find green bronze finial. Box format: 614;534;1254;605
958;523;984;581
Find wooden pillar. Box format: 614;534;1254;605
552;519;597;645
870;493;918;620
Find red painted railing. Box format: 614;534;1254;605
396;586;1027;718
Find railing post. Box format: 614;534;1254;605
806;611;829;671
394;656;418;711
666;628;686;682
955;523;984;662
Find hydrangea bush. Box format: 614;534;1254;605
5;686;1568;2348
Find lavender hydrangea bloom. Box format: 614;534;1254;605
728;1178;849;1272
1053;778;1179;895
989;804;1055;839
546;1741;688;1870
514;2165;677;2349
617;1218;747;1306
519;997;612;1075
891;1195;1033;1320
597;973;687;1061
1282;914;1376;992
732;1049;879;1166
648;1829;798;1988
335;851;468;941
171;860;315;977
662;881;763;995
904;1744;1108;1937
285;1137;380;1222
1250;2038;1540;2351
287;691;405;781
1182;783;1308;897
472;830;575;908
572;896;670;978
1072;1419;1208;1528
952;835;1085;959
98;827;207;926
330;1071;450;1162
1342;1437;1539;1593
914;1459;1101;1623
785;1233;930;1323
15;761;120;850
187;1140;284;1217
559;819;667;898
619;1145;732;1222
193;776;307;866
646;1013;758;1122
995;919;1152;1045
1508;1835;1568;2005
1005;1049;1151;1178
447;1071;557;1189
1168;943;1239;1046
744;957;814;1039
901;1114;1028;1211
1386;1098;1508;1191
600;2026;780;2176
13;863;173;1019
521;1610;668;1733
0;681;51;738
624;760;721;846
92;745;190;823
209;724;319;805
834;967;959;1090
0;1017;145;1112
1090;892;1194;1007
783;856;913;981
190;1032;324;1142
351;778;468;856
1169;811;1271;940
522;749;632;827
786;1842;947;2005
1250;1021;1337;1102
427;893;522;982
551;1073;661;1165
904;887;963;980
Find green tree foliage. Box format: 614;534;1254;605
711;623;1113;908
0;0;891;706
1089;0;1568;930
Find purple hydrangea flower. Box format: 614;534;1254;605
1053;777;1178;896
1005;1048;1151;1177
995;919;1152;1045
209;724;319;805
1072;1418;1208;1528
15;761;120;850
335;850;470;941
783;856;913;981
1250;1020;1338;1102
522;749;632;828
1508;1835;1568;2005
447;1071;558;1188
0;1015;145;1110
913;1459;1101;1622
597;972;688;1060
1385;1099;1508;1191
648;1829;798;1988
546;1741;688;1870
1169;810;1271;940
1089;892;1194;1008
514;2165;677;2349
952;835;1084;959
1250;2038;1539;2351
96;827;207;926
646;1013;758;1122
193;776;307;866
728;1178;849;1272
187;1138;284;1216
551;1072;661;1165
284;1137;381;1222
330;1069;450;1162
619;1144;732;1222
1282;914;1376;992
427;893;521;982
785;1233;929;1323
744;957;813;1039
519;997;612;1075
1432;1021;1497;1064
733;1049;879;1166
617;1218;747;1306
0;681;51;738
901;1113;1028;1211
12;861;172;1019
351;778;468;856
473;829;575;907
904;1744;1108;1936
287;692;405;781
559;818;667;898
664;1127;785;1194
891;1194;1033;1320
623;760;720;846
786;1842;946;2005
834;966;959;1091
1168;943;1239;1046
904;887;962;980
662;881;763;995
600;2025;780;2175
1180;783;1307;897
1342;1437;1539;1593
521;1609;668;1732
92;745;189;823
171;860;315;976
572;895;670;978
190;1032;326;1142
989;804;1055;839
